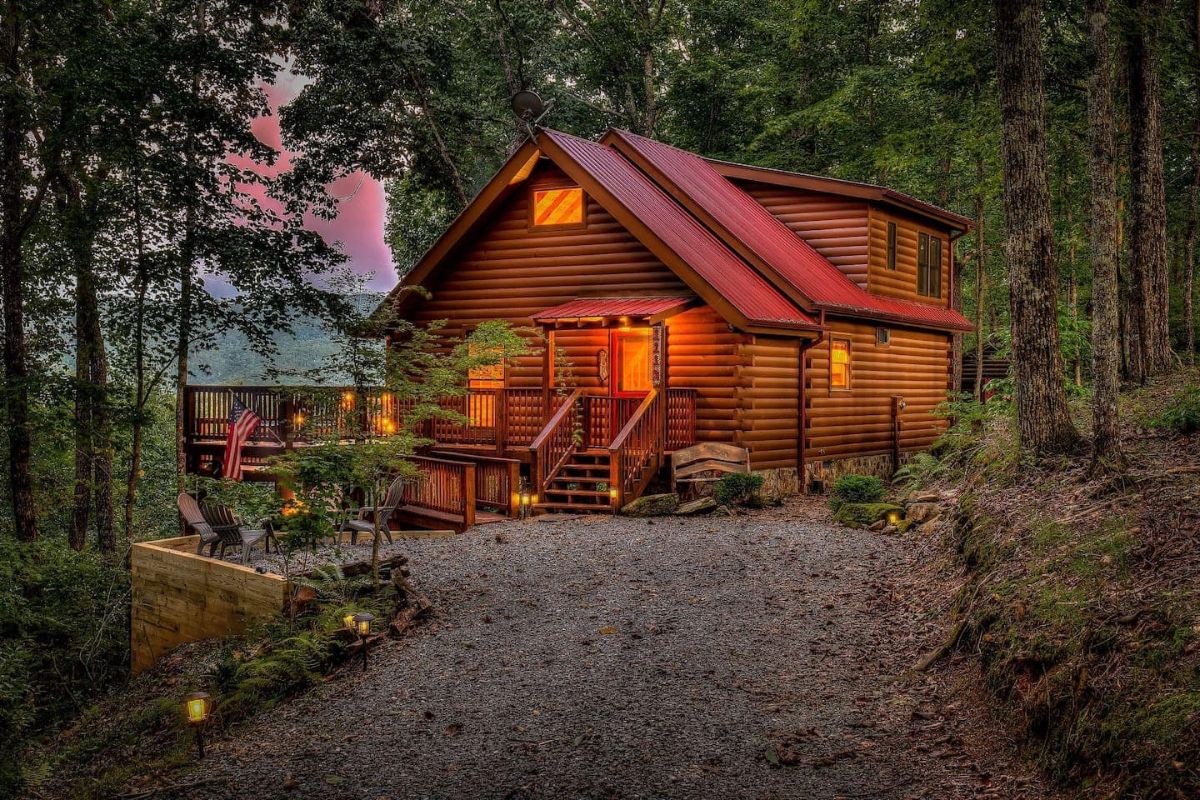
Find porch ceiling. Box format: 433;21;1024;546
532;296;695;324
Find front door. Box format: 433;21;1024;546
611;327;653;397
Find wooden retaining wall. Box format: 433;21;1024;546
130;536;289;674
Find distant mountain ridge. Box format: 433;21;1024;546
190;293;382;385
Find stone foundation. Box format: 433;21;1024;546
804;452;921;493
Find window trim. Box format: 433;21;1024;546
829;337;852;391
886;221;897;270
528;185;587;231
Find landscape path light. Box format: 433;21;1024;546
353;612;375;671
183;691;211;759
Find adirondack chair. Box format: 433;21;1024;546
177;493;220;556
197;499;273;566
670;442;751;496
338;475;404;545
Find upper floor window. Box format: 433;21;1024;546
830;338;851;390
917;232;942;298
531;186;585;228
886;221;897;270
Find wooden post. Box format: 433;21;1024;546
462;463;476;529
890;395;904;475
610;456;622;512
280;398;294;450
495;389;507;455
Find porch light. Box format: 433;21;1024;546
353;612;376;671
379;418;396;434
341;391;356;409
609;487;618;501
293;411;306;427
183;691;211;759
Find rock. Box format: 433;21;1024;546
675;497;718;516
905;502;941;524
913;492;941;503
868;519;887;532
622;493;679;516
880;525;899;535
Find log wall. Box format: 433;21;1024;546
804;319;952;461
665;305;743;449
867;206;952;305
738;335;802;470
130;536;288;674
736;181;871;288
411;161;690;387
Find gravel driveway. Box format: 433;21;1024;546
180;499;1049;800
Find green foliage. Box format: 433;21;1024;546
828;474;885;511
0;537;129;794
186;476;280;527
1144;385;1200;434
713;472;764;506
832;502;902;529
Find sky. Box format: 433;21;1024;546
225;69;398;293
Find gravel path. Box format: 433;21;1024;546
179;499;1050;800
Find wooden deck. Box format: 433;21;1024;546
182;384;698;527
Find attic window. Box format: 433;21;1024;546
531;186;585;228
875;327;891;346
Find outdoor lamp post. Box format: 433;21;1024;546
183;691;211;759
353;612;375;671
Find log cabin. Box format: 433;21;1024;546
372;127;973;514
182;126;972;527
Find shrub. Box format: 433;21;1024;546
828;474;885;511
1145;385;1200;434
713;472;764;506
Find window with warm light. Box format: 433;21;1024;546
467;343;503;427
531;186;585;228
614;328;653;395
830;339;851;390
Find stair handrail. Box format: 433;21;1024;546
528;388;585;495
606;389;661;509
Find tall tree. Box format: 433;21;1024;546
994;0;1079;455
1185;0;1200;367
1087;0;1126;472
1126;0;1173;378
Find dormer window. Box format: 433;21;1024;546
917;233;942;298
531;186;585;229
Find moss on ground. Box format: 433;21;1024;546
910;372;1200;798
831;502;902;529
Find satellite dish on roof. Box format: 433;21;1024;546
511;90;545;121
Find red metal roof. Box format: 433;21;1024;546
533;296;692;321
539;129;820;331
606;129;974;333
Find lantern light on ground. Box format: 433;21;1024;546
886;510;902;526
518;481;533;519
183;692;211;759
353;612;375;671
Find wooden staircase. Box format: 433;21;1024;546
529;389;665;514
537;450;614;512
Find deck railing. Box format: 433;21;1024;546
431;450;520;516
608;390;663;508
404;456;475;529
529;388;584;495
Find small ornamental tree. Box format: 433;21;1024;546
272;284;529;586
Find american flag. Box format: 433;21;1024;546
221;398;261;481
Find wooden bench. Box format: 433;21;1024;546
670;442;751;495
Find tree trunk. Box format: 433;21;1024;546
1127;0;1173;376
124;177;149;542
0;10;38;541
994;0;1080;455
176;203;193;493
1087;0;1126;472
1186;0;1200;367
974;153;987;402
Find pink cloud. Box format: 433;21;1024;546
230;71;397;292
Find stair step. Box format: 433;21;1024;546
543;488;611;498
535;501;615;513
559;463;610;473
